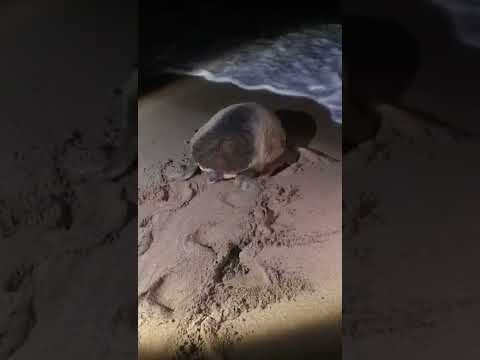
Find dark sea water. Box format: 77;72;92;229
431;0;480;48
165;24;342;124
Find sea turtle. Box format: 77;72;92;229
172;102;287;187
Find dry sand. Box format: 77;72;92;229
138;78;342;359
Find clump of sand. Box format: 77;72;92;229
138;145;341;359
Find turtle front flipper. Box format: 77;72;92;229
164;158;198;181
181;159;199;180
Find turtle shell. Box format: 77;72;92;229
191;104;261;175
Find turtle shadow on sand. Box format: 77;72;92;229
275;109;317;149
271;109;319;175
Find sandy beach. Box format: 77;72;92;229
138;77;342;359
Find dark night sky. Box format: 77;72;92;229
140;3;340;81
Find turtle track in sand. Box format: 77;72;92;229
138;146;336;359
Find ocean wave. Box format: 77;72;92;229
166;24;343;124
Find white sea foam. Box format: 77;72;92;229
166;24;343;124
169;69;342;124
